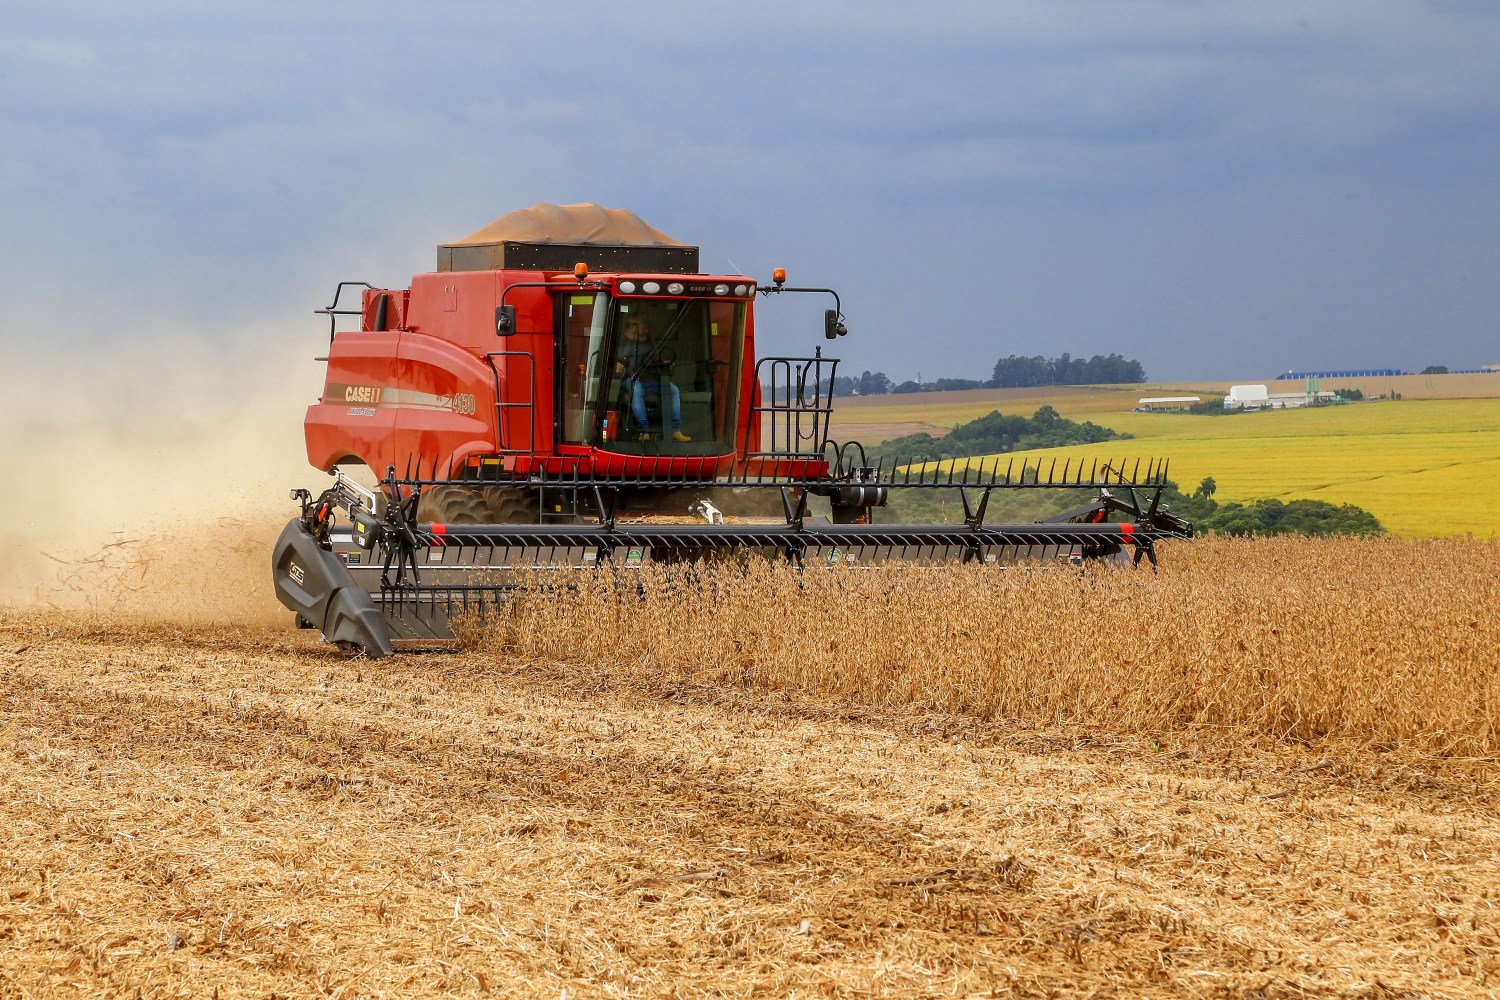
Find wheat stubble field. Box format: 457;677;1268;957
3;533;1499;997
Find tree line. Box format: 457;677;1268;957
870;405;1127;463
1166;480;1383;537
822;352;1147;397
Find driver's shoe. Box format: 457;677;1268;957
638;432;652;442
672;431;692;443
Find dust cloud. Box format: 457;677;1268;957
0;332;330;625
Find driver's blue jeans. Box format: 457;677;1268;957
630;379;681;431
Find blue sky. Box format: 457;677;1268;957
3;0;1498;381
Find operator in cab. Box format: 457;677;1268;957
615;313;691;443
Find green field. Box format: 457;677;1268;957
835;392;1500;538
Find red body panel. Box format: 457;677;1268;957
304;268;829;482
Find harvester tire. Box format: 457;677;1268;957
416;485;539;525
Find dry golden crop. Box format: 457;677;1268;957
472;535;1500;757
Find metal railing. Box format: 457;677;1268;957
314;282;375;344
485;351;537;456
749;351;839;459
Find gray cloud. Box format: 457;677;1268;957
2;0;1497;379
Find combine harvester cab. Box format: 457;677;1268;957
274;203;1193;656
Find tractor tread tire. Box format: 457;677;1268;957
416;486;540;525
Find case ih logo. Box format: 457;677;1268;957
342;385;382;404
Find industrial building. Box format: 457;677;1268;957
1224;384;1337;410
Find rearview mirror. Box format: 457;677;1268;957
495;304;516;336
824;309;847;340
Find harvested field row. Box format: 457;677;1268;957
3;616;1499;997
2;535;1498;996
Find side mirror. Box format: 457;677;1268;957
824;309;848;340
495;304;516;336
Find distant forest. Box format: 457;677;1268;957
824;353;1147;397
870;405;1127;463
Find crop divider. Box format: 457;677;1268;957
959;487;994;530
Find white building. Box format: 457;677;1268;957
1135;396;1201;412
1225;385;1270;408
1224;384;1337;410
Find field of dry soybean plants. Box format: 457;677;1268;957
3;534;1500;997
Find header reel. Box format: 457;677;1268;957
271;455;1192;658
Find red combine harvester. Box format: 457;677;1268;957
272;203;1191;655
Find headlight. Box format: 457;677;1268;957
619;280;636;294
666;282;685;295
643;281;661;294
713;283;730;295
733;283;749;296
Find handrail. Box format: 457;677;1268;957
485;351;538;455
748;352;840;459
314;281;375;344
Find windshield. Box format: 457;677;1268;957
560;296;746;455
